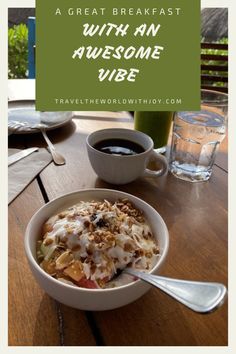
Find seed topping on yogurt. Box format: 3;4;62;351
37;199;159;289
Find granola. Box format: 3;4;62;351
37;199;159;289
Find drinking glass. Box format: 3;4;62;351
169;90;228;182
134;111;173;153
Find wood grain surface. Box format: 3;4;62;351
8;181;96;346
8;80;228;346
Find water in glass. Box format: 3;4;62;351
169;109;226;182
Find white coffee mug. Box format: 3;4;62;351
86;128;168;185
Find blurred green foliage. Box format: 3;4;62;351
201;38;228;88
8;23;28;79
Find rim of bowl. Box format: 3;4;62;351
86;128;154;158
24;188;169;293
201;88;228;106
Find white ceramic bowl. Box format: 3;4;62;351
25;189;169;311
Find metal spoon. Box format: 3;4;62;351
124;268;227;313
8;121;66;165
38;126;66;165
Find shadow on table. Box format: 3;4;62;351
32;294;60;346
92;287;196;346
215;150;228;171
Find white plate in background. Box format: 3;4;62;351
8;100;72;134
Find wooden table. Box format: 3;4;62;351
8;80;228;346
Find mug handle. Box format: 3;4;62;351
143;150;168;178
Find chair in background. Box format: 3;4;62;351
28;17;35;78
201;42;228;93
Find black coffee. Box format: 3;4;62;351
93;139;145;156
